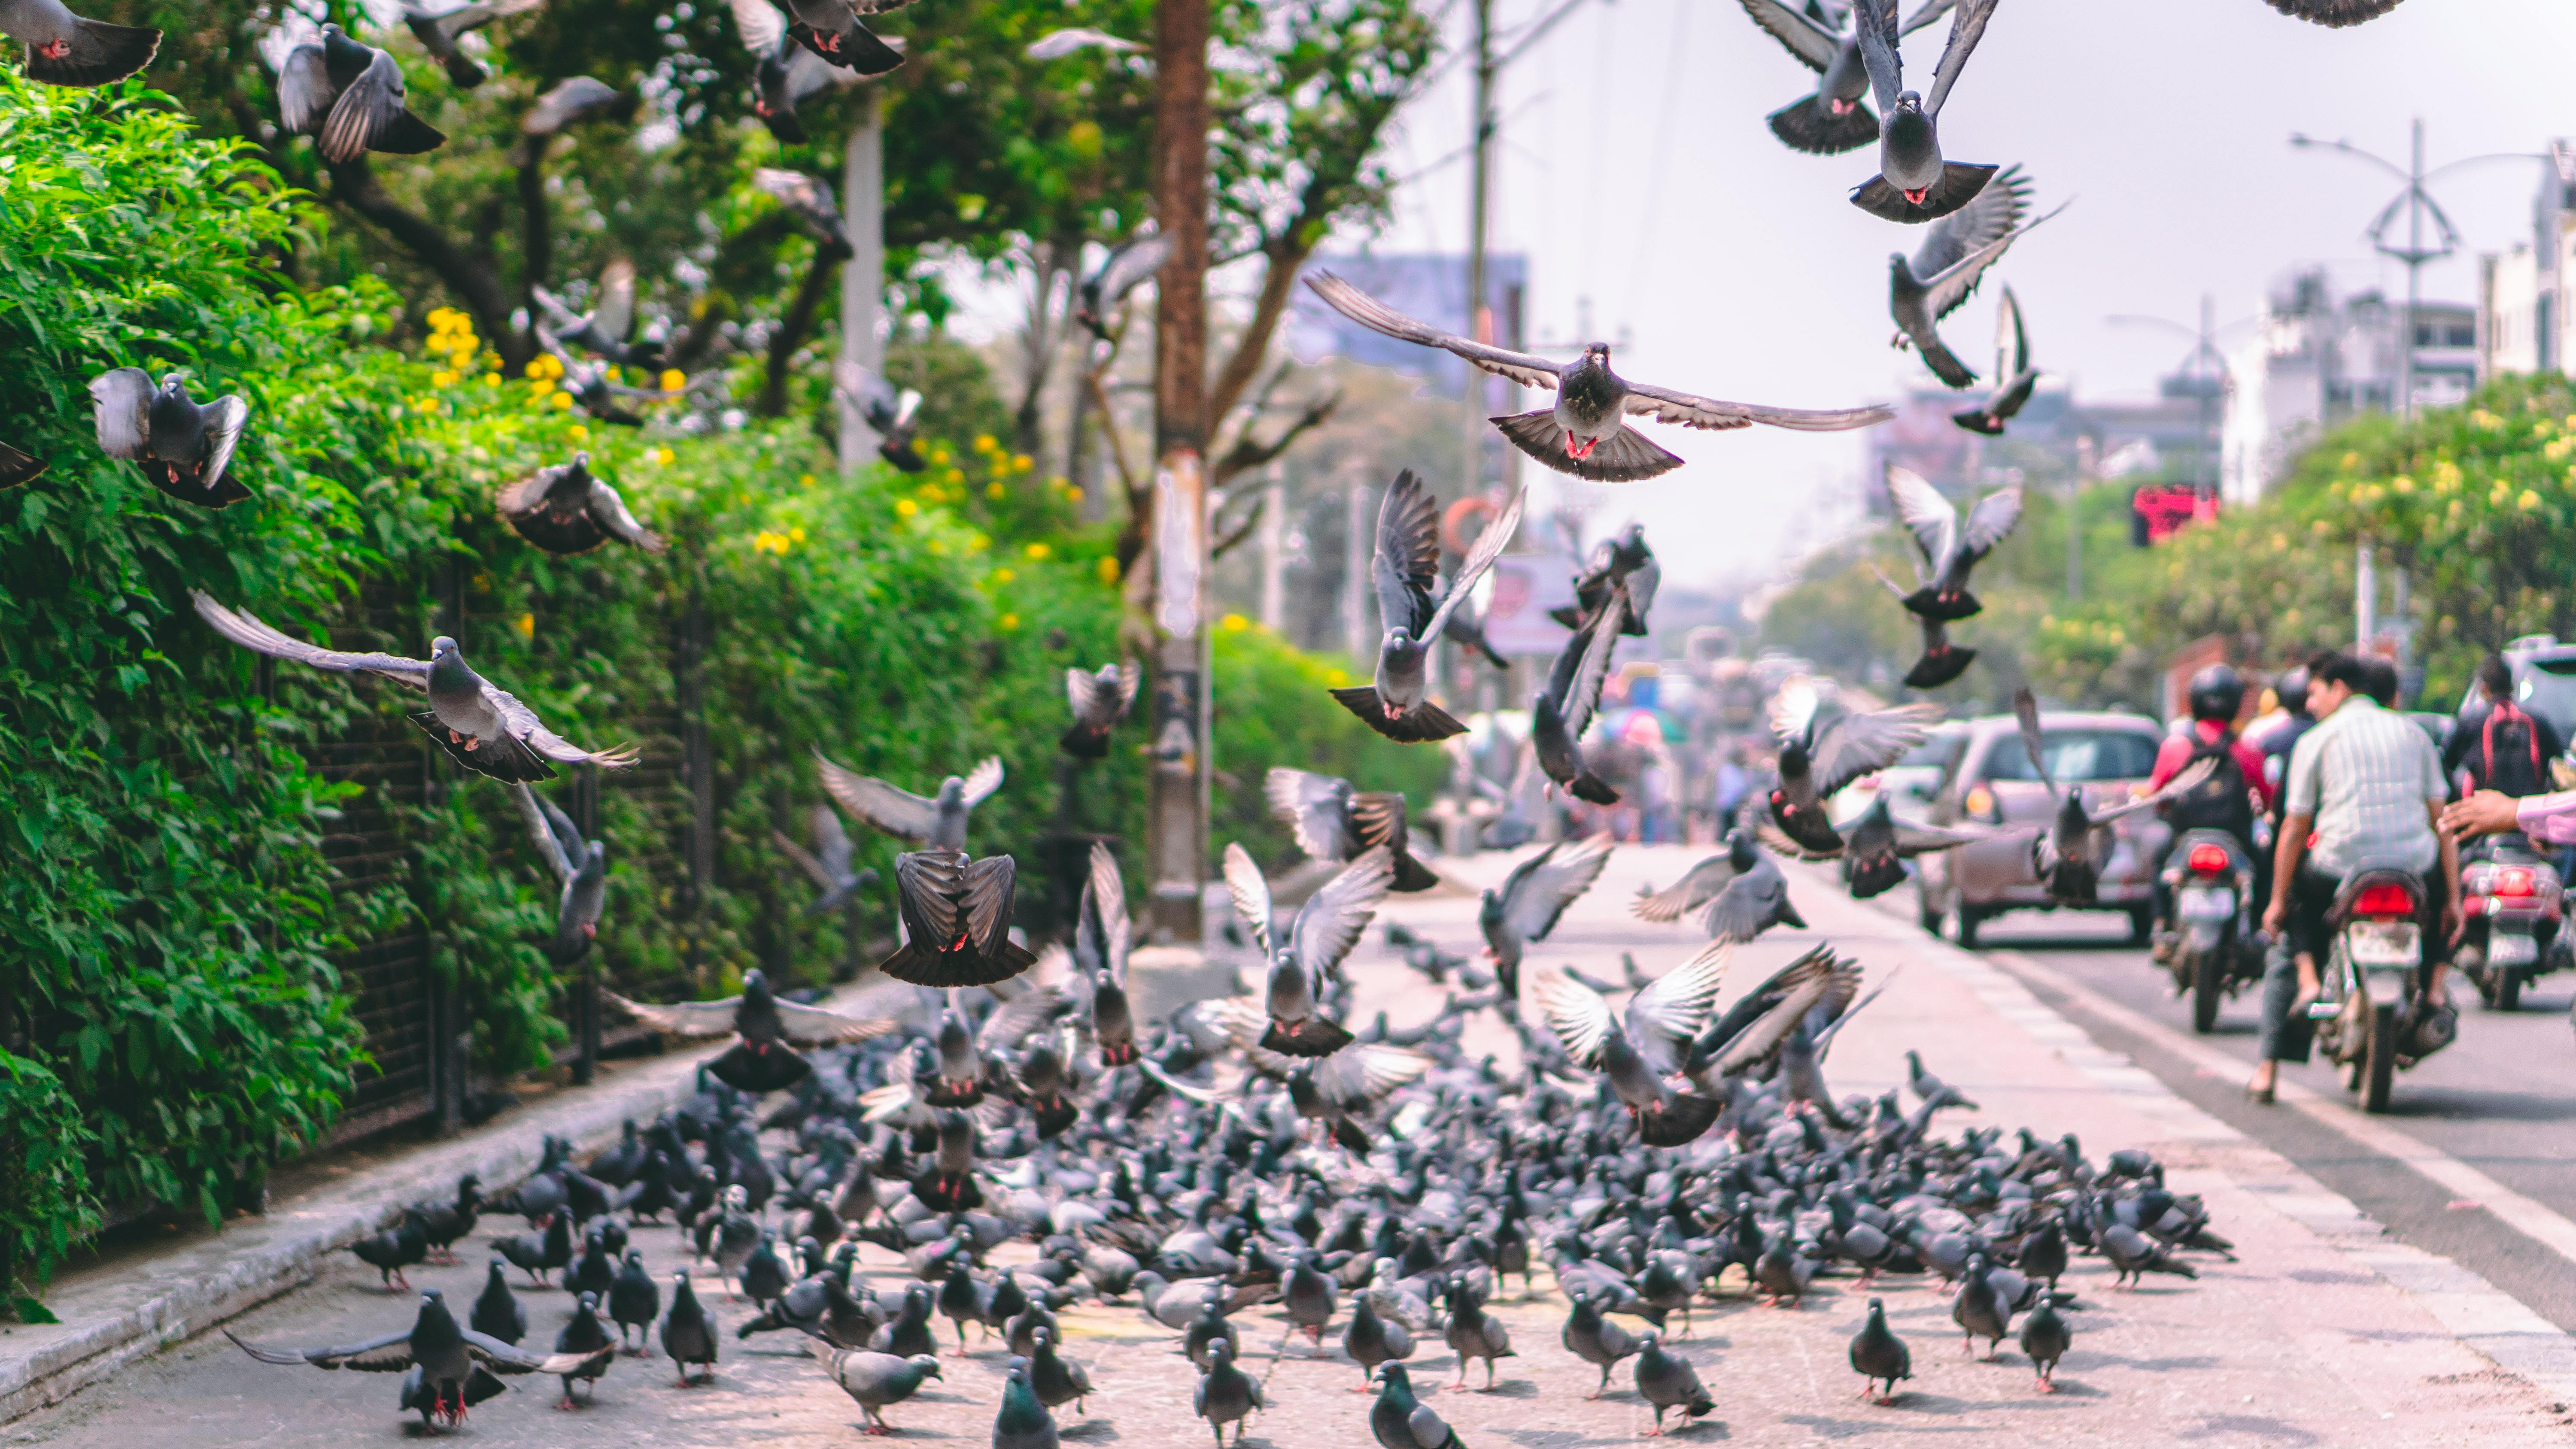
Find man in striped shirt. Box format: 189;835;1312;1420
2248;653;2461;1102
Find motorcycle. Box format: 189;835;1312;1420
2309;866;2457;1114
2454;833;2564;1011
2160;829;2263;1034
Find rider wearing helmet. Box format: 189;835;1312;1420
2145;663;2276;955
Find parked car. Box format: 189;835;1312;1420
1914;707;2170;947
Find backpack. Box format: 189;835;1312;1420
2165;730;2254;838
2481;702;2545;797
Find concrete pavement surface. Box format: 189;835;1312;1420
10;845;2576;1447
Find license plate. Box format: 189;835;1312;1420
2178;889;2235;920
2347;920;2420;967
2490;932;2540;968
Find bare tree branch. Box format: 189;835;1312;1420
326;158;535;370
1210;491;1266;561
758;242;851;417
1211;385;1340;491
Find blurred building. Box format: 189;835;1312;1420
2219;267;2475;505
1863;376;2216;499
2479;138;2576;377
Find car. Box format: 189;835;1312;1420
1832;719;1971;821
1912;707;2171;948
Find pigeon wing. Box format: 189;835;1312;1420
1504;832;1613;942
1922;0;1998;115
1895;0;1959;33
592;256;637;340
1313;1043;1430;1111
1619;381;1894;434
728;0;789;51
1221;842;1276;955
1084;841;1130;986
276;41;334;136
1809;703;1942;797
196;394;252;493
1624;940;1731;1072
1291;846;1394;978
1631;855;1740;921
1025;25;1142;58
770;998;906;1045
1096;232;1173;307
1920;203;2067;324
896;848;970;946
1422;484;1526;642
981;979;1065;1049
1883;465;1959;571
1735;0;1841;71
1303;273;1563;390
1996;285;2029;379
1373;469;1441;636
191;593;431;688
1556;601;1623;741
2012;686;2056;793
87;368;153;458
1528;967;1617;1069
1888;818;1996;855
1265;767;1356;862
959;854;1022;954
226;1326;416;1371
772;827;839;890
1850;0;1901;115
815;752;939;840
959;756;1005;807
1959;483;2024;558
535;794;587;866
319;47;407;163
604;991;744;1037
2089;755;2219;825
1768;677;1823;748
478;685;635;766
1756;820;1842;861
1708;947;1839;1074
1906;165;2029;283
583;474;665;552
512;784;576;885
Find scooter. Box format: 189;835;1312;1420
2455;833;2564;1011
2160;829;2263;1034
2309;866;2456;1114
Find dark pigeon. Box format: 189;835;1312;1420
88;368;252;506
400;0;539;88
1327;472;1524;742
1847;0;1999;222
0;0;158;85
278;24;446;163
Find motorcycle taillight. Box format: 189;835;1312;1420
2352;882;2418;917
2186;843;2230;875
2493;867;2536;897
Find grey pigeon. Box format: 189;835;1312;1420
817;753;1002;849
193;591;637;782
553;1291;613;1408
1183;1290;1240;1371
728;0;873;145
401;0;539;88
530;259;658;367
1530;946;1729;1147
1632;849;1746;924
1078;233;1173;340
1847;0;1999;222
0;0;156;85
1888;171;2062;388
774;802;879;914
497;452;664;556
774;0;905;75
1074;843;1138;1064
0;441;45;489
1478;833;1613;998
608;1250;659;1352
660;1270;719;1385
1700;829;1804;944
1193;1340;1261;1448
1026;25;1141;60
823;1348;942;1434
349;1214;429;1289
1869;563;1977;688
469;1257;527;1345
278;24;446;163
1953;1254;2012;1358
2014;688;2216;903
1307;272;1891;482
882;848;1040;988
1267;767;1439;891
1953;285;2038;433
1533;606;1623;805
1766;680;1939;853
1028;1327;1091;1413
2018;1297;2071;1391
605;967;900;1093
1754;1240;1821;1307
1327;472;1525;742
1548;523;1659;637
1442;1276;1514;1391
520;74;622;135
1369;1362;1464;1448
2099;1221;2198;1288
1561;1290;1639;1398
1062;661;1140;757
1738;0;1955;155
1633;1330;1714;1436
227;1288;609;1431
740;1230;794;1307
1221;843;1392;1057
511;785;605;964
754;167;857;252
1282;1253;1339;1343
2266;0;2402;24
832;360;927;471
1883;463;2023;619
1344;1293;1415;1391
89;368;252;506
1848;1296;1912;1404
872;1285;940;1356
1905;1048;1980;1110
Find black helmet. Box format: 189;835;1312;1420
2187;663;2243;723
2273;665;2309;717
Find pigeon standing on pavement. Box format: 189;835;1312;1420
350;1215;430;1290
277;24;447;163
1369;1362;1464;1448
1849;1297;1912;1404
1562;1290;1640;1398
401;0;540;88
661;1270;719;1385
1077;233;1173;341
1633;1331;1714;1436
471;1257;528;1344
1061;662;1140;758
1194;1340;1261;1447
0;0;158;85
1327;472;1526;742
1346;1294;1416;1392
1266;767;1439;891
773;802;879;914
1953;286;2039;433
1768;682;1941;854
89;368;252;506
1530;944;1730;1146
606;967;902;1093
1953;1254;2012;1358
1738;0;1957;155
824;1348;944;1434
1304;273;1892;482
1532;599;1624;805
554;1291;614;1408
1028;1328;1091;1414
1847;0;2001;222
2019;1297;2071;1391
816;754;1002;849
609;1250;659;1353
1887;171;2061;388
1222;843;1393;1057
1479;833;1614;998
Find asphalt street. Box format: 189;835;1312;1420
1930;894;2576;1335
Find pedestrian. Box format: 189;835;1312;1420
1713;745;1751;828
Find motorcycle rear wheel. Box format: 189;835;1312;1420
2362;1002;2398;1113
2497;967;2524;1012
2190;945;2223;1034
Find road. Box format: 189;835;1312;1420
1919;891;2576;1336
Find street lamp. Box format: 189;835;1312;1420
2288;121;2543;418
2106;297;2249;495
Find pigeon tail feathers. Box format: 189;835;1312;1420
1765;94;1879;155
1637;1093;1722;1147
1260;1016;1355;1059
1903;645;1975;689
408;712;558;782
1569;772;1621;806
1848;163;1999;224
1491;411;1682;483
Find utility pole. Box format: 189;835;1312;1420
1258;467;1286;631
1462;0;1495;497
1345;479;1373;662
2196;293;2215;493
839;91;885;470
2356;541;2377;650
1145;0;1212;943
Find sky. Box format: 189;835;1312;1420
940;0;2576;592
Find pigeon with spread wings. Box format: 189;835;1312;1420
1847;0;2001;223
816;752;1002;849
1530;943;1731;1146
1062;661;1140;758
1767;681;1939;854
1738;0;1955;156
1693;829;1806;944
775;0;907;73
1548;524;1658;638
1305;273;1891;483
1762;792;1993;898
1532;598;1624;806
2013;688;2218;903
772;802;878;914
510;785;605;965
1266;767;1438;892
89;368;252;506
193;592;637;783
1078;233;1173;341
882;847;1040;987
1329;472;1525;743
401;0;541;88
278;24;446;163
1953;286;2038;434
1479;833;1613;998
1883;465;2021;621
606;967;902;1092
228;1289;611;1431
495;452;665;556
1188;1008;1431;1157
1075;842;1139;1064
728;0;875;142
1682;944;1860;1088
1889;172;2063;388
1866;563;1976;688
1223;843;1393;1058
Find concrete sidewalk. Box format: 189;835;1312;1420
9;844;2575;1447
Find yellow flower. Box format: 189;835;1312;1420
789;526;807;543
799;473;817;488
2342;452;2362;470
412;397;441;414
2520;490;2543;511
529;378;557;398
661;370;686;392
1012;454;1034;472
1063;485;1084;505
998;612;1019;631
929;447;952;467
896;499;919;518
973;434;999;453
986;481;1007;500
1221;613;1249;633
992;568;1016;584
657;448;676;465
1324;667;1350;687
552;391;574;410
945;467;967;485
568;425;589;443
1024;542;1051;560
482;373;500;388
967;533;990;552
512;612;535;640
431;371;457;388
2391;476;2412;494
1095;555;1118;584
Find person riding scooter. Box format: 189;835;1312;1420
2147;664;2276;960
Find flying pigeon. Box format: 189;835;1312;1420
2265;0;2402;24
753;167;856;253
1762;792;1991;897
775;0;907;74
1532;598;1622;805
773;802;878;913
1548;524;1658;637
1766;680;1939;853
1329;472;1525;742
1530;943;1730;1146
729;0;876;142
1847;0;2000;222
532;259;660;368
1479;833;1613;998
1026;25;1142;60
1871;562;1977;688
1888;170;2062;388
88;368;252;506
1738;0;1956;156
278;24;447;164
815;753;1002;849
0;442;44;489
511;784;605;965
1953;285;2037;433
833;361;926;471
605;967;904;1093
882;847;1041;987
1062;662;1140;758
227;1289;610;1431
1305;273;1891;482
1078;233;1173;341
192;592;638;783
495;452;665;555
0;0;158;86
1266;767;1439;891
1695;829;1806;943
1074;841;1138;1064
400;0;540;88
519;76;623;138
2012;688;2216;903
1883;464;2021;619
1222;842;1392;1057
